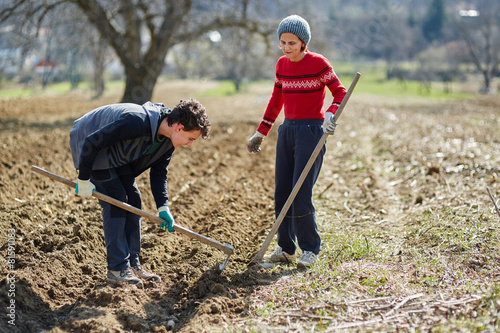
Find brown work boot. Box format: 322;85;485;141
132;265;161;283
107;267;143;288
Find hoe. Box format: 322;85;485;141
252;72;361;266
31;165;234;272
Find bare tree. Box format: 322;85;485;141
47;5;111;97
88;33;109;99
452;2;500;93
1;0;273;104
216;28;264;92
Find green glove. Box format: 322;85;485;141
158;205;175;232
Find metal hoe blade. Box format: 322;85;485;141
218;251;233;271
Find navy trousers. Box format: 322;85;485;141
91;167;142;271
275;118;326;255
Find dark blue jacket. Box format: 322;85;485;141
69;102;174;207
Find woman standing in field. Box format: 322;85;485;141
247;14;346;268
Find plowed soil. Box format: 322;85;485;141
0;80;499;332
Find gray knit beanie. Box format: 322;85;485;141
277;15;311;46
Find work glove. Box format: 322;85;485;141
322;112;337;135
76;179;95;197
158;205;175;232
247;131;265;153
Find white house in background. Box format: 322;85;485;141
34;59;57;75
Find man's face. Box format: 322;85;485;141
171;125;202;148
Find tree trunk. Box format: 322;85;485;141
91;38;106;100
69;51;81;90
92;54;104;100
480;69;492;94
121;65;160;104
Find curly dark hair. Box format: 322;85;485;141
167;98;211;139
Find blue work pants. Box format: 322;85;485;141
274;119;326;255
92;167;142;271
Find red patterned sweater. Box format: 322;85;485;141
257;51;347;136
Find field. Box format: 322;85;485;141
0;78;499;332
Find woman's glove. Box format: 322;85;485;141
322;112;337;135
76;179;95;197
247;131;265;153
159;205;175;232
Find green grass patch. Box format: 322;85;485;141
198;80;239;97
1;72;475;101
334;62;473;100
323;233;376;262
0;80;124;99
0;88;33;98
404;208;493;257
103;80;125;90
351;71;471;99
0;82;81;98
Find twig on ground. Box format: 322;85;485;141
318;182;334;197
344;201;352;213
487;187;500;219
388;171;418;186
348;296;392;304
325;313;407;331
332;247;345;262
385;293;424;317
368;302;396;312
274;312;335;320
435;295;483;306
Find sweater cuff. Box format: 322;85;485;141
326;103;340;115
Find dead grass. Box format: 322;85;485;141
233;93;500;332
0;80;498;332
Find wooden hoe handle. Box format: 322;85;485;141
31;165;234;256
253;72;361;262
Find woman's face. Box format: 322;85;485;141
279;32;306;62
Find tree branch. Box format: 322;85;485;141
75;0;132;68
173;17;274;45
